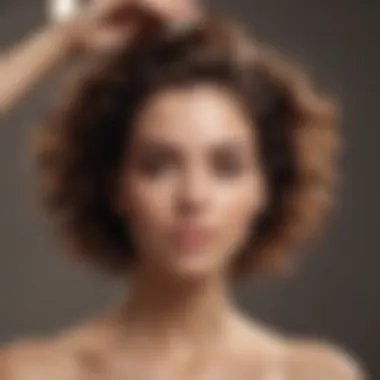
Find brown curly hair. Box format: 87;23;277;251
33;14;339;278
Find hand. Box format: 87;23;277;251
60;0;202;55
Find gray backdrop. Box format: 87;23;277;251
1;0;379;378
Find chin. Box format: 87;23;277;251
164;255;227;282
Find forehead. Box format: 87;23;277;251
132;83;254;146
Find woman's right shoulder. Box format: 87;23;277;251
0;336;79;380
0;318;113;380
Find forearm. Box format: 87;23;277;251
0;23;73;117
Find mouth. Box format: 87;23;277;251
171;225;216;250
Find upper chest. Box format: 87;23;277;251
71;344;284;380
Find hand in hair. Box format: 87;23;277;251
0;0;201;117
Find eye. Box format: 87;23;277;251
212;151;247;178
138;153;177;178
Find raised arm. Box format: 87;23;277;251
0;24;73;117
0;0;201;118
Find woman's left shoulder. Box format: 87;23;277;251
282;338;366;380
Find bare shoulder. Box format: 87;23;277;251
0;336;81;380
0;317;115;380
283;338;366;380
242;320;366;380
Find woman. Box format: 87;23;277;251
0;0;365;379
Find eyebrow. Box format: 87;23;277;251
134;138;254;153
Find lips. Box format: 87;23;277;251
171;226;215;249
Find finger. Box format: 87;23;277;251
139;0;201;21
85;0;132;20
86;26;137;51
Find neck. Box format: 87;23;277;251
117;264;239;353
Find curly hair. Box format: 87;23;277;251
33;14;339;278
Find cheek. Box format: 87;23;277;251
220;175;265;223
119;173;175;240
216;174;267;248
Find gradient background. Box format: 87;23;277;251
0;0;379;378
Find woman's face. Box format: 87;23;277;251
118;83;266;280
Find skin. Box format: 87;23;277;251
118;84;266;281
0;0;201;116
0;83;364;380
0;1;364;379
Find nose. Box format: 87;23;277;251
176;166;211;215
